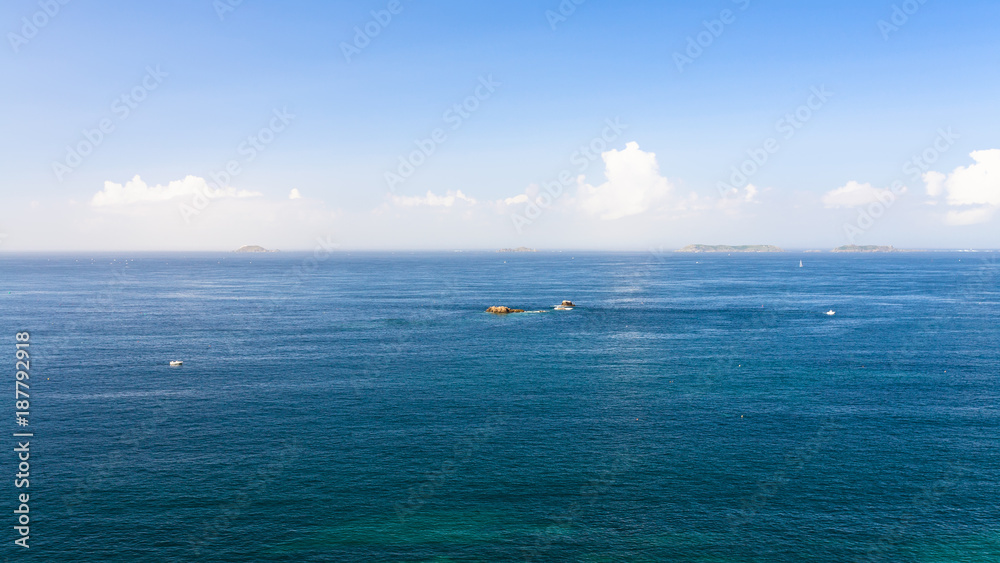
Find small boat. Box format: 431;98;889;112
169;361;183;366
825;310;836;316
799;260;803;268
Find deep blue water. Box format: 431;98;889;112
1;251;998;562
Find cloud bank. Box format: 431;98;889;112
823;181;902;208
389;190;476;208
91;175;261;207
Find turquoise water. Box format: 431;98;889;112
1;252;998;561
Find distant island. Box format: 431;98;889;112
498;247;537;253
233;245;279;253
831;245;898;253
676;245;784;253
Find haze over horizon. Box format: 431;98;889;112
2;0;999;252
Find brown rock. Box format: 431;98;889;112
486;306;525;314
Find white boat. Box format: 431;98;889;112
825;310;836;316
799;260;803;268
169;361;183;366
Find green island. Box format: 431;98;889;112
233;245;279;253
676;244;785;253
831;245;898;253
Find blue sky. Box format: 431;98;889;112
1;0;998;250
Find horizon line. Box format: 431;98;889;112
2;248;999;254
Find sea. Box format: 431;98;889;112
1;251;998;562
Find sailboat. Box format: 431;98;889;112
799;260;803;268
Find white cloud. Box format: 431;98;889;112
289;188;302;200
493;181;574;214
715;184;762;215
91;175;261;207
945;207;997;226
576;142;673;220
923;149;1000;225
390;190;476;208
924;171;946;198
822;181;903;208
932;149;1000;207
